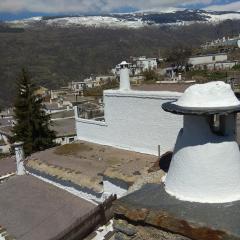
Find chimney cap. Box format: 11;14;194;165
162;81;240;115
12;142;24;147
120;61;130;66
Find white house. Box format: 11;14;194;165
68;81;86;92
188;53;233;70
134;56;158;72
52;118;77;145
75;61;182;156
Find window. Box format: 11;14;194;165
69;137;74;143
212;56;216;61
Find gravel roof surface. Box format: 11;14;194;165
0;175;95;240
28;141;157;191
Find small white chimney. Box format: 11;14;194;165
119;61;130;91
13;142;25;175
178;73;182;81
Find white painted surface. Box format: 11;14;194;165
14;143;25;175
175;81;240;108
103;180;128;198
188;54;227;65
55;136;77;145
120;67;130;91
165;114;240;203
76;90;182;155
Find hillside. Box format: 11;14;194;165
1;19;240;106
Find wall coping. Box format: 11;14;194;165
75;117;108;126
104;90;182;99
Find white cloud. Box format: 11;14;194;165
0;0;218;13
205;1;240;11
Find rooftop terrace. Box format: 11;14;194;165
27;141;158;194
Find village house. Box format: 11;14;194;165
75;61;182;156
188;53;238;70
0;125;13;153
113;57;159;77
133;56;158;72
52;118;77;145
202;35;240;49
0;110;77;152
68;81;87;92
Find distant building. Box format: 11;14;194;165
44;102;67;114
188;53;237;70
133;56;158;72
75;61;182;156
202;35;240;49
0;126;13;153
113;57;158;77
189;53;228;66
68;81;87;92
52;118;77;145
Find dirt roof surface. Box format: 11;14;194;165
0;157;16;176
133;83;193;93
28;141;157;192
0;175;95;240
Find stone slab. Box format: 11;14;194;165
114;183;240;240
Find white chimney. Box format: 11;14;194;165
119;61;130;91
13;142;25;175
178;73;182;81
162;81;240;203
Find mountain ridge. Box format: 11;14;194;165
6;9;240;29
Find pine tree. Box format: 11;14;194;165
12;69;56;155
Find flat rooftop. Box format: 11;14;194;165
27;141;158;193
133;83;193;93
0;175;95;240
0;157;16;177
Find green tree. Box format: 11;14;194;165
143;69;159;82
12;69;56;155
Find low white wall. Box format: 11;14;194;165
75;90;182;155
55;136;77;145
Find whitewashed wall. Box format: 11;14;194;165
75;90;182;156
189;54;228;66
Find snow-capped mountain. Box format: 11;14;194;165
6;9;240;29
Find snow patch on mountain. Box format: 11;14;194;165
45;16;146;28
6;10;240;29
203;12;240;22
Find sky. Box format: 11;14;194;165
0;0;240;21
